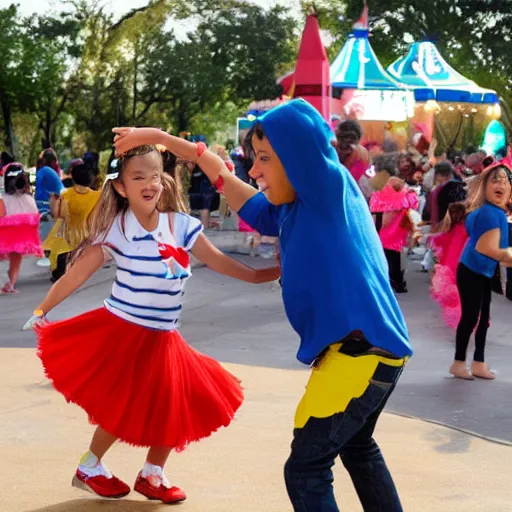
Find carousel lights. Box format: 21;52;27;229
423;100;440;113
486;104;501;118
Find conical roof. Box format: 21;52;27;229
330;29;404;90
388;41;498;104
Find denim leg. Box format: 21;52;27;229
339;368;403;512
284;415;343;512
285;362;403;512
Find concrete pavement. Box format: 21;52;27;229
1;349;511;512
1;231;512;510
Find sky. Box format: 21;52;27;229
4;0;300;17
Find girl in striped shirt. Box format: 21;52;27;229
23;145;279;504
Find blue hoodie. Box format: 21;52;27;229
238;99;412;365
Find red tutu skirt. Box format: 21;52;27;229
36;308;243;450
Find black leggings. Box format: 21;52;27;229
455;263;492;363
384;249;407;293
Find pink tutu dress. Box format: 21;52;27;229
430;223;469;328
0;193;43;259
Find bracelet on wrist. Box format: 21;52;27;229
33;309;45;318
196;142;207;159
213;175;224;193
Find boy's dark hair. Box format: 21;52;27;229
71;163;93;187
244;123;266;152
4;164;30;195
337;119;363;140
434;160;454;178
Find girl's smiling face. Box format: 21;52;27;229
485;167;512;210
114;151;163;214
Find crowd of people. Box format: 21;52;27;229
335;119;512;380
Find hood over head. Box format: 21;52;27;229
256;99;344;201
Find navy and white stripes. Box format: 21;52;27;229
101;210;203;331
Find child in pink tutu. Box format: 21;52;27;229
430;203;469;328
370;177;419;293
0;163;42;294
23;145;280;503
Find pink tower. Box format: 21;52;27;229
291;7;331;121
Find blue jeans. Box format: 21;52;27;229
284;354;404;512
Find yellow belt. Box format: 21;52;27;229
294;343;406;429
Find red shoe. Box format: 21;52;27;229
134;471;187;504
72;469;131;499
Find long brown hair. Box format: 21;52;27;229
71;145;188;265
437;202;467;234
466;164;512;214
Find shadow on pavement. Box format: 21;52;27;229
27;498;178;512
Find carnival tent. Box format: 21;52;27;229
387;41;499;105
330;29;403;91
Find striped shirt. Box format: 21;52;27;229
100;209;203;331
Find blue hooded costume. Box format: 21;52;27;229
238;99;412;365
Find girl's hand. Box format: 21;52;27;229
22;312;47;331
113;127;165;156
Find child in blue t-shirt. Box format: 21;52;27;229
451;164;512;380
113;99;412;512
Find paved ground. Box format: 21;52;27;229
1;350;511;512
1;243;512;510
3;250;511;443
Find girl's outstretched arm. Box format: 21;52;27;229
36;245;106;315
191;233;280;284
113;128;257;212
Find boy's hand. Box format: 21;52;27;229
113;127;165;156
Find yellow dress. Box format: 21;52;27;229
42;187;101;271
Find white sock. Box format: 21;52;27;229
78;450;112;478
141;462;170;487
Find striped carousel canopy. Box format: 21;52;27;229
330;29;404;91
387;41;499;104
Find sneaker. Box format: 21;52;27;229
36;257;51;268
72;469;131;499
134;471;186;504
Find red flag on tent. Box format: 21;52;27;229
353;3;368;29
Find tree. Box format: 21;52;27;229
0;5;26;157
135;1;298;132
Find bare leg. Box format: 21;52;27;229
8;253;22;288
89;426;118;459
146;446;173;468
200;209;210;229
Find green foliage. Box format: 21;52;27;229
307;0;512;134
1;1;298;163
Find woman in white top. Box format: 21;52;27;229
0;163;41;293
24;145;280;504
